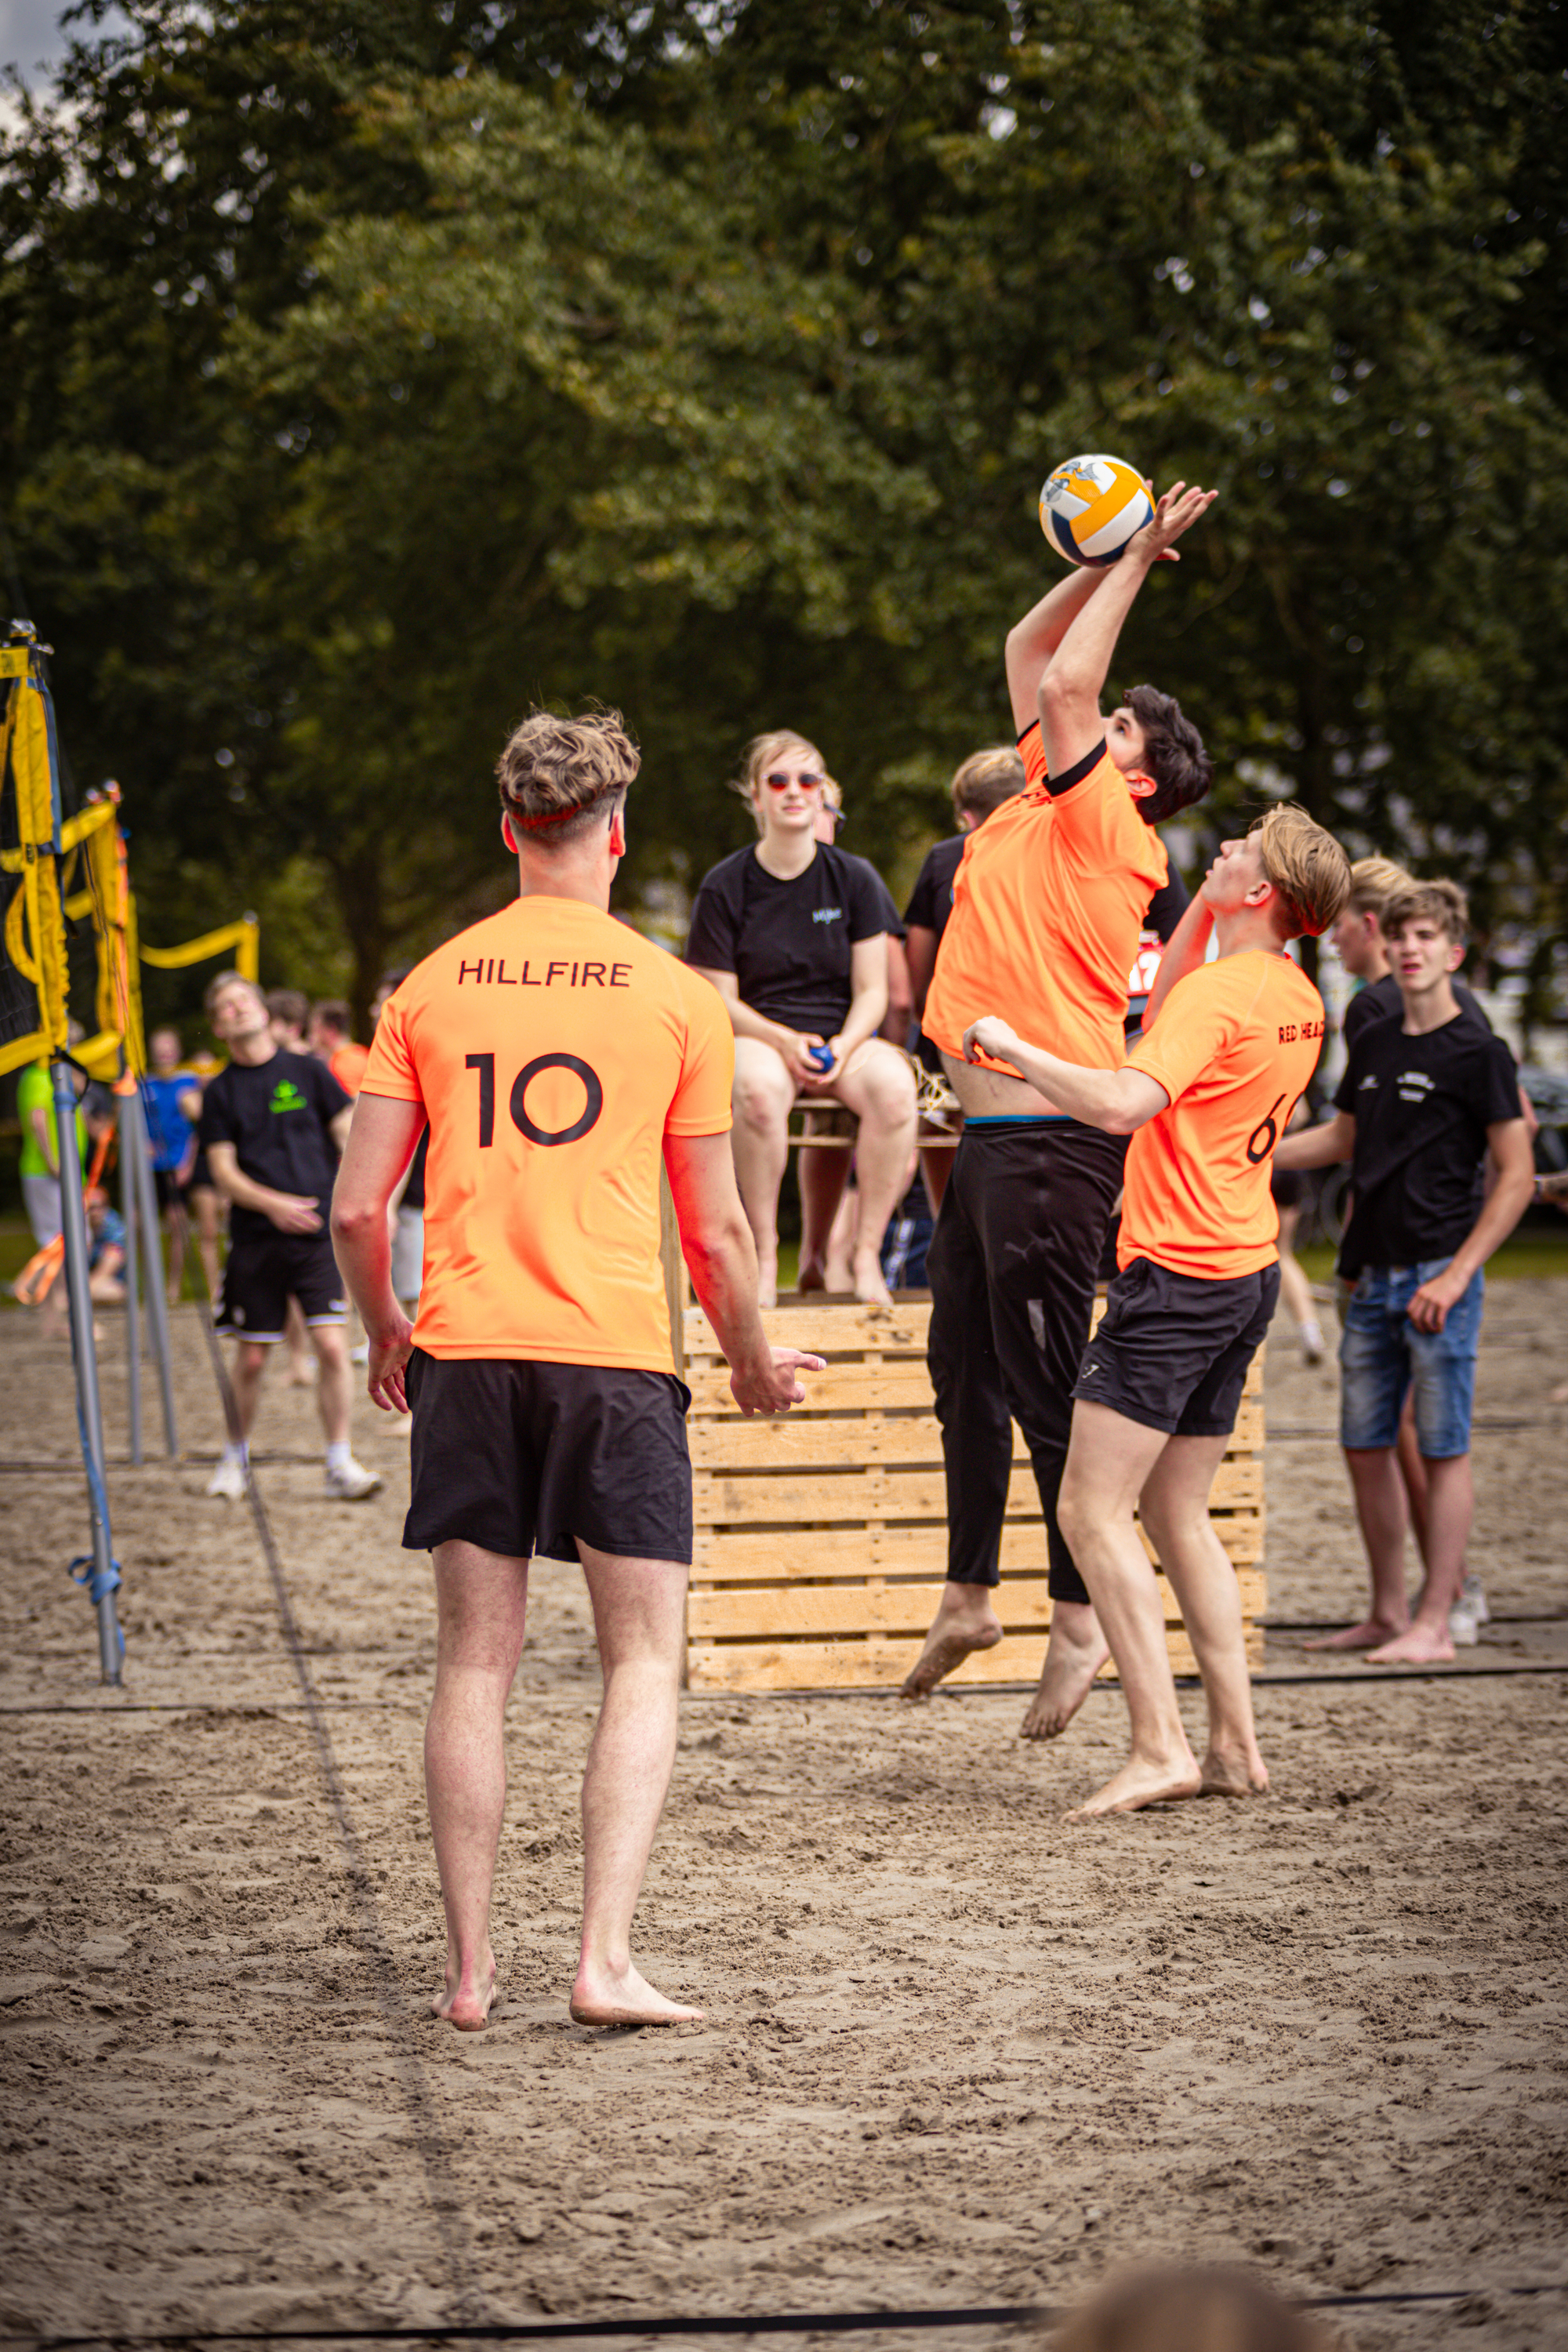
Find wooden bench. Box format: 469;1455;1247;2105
681;1294;1264;1694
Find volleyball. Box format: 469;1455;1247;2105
1039;453;1156;566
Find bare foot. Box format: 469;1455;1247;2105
1200;1746;1269;1798
432;1947;497;2032
797;1255;827;1294
756;1265;779;1310
1366;1622;1456;1666
851;1246;893;1309
570;1959;703;2028
1068;1751;1204;1820
899;1588;1004;1699
1303;1617;1407;1651
1019;1611;1109;1740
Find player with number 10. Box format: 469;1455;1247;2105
331;708;821;2033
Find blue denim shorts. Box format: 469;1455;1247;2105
1338;1259;1484;1458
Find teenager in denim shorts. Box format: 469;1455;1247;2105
1274;880;1534;1664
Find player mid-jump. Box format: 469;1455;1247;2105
332;710;820;2032
905;484;1217;1730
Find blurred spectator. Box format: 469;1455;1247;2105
309;999;370;1097
686;730;916;1306
142;1025;204;1307
84;1187;128;1303
1051;2265;1332;2352
15;1025;89;1338
371;965;426;1316
266;988;310;1052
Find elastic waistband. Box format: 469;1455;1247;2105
963;1113;1077;1128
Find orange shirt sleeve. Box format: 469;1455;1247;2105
361;996;423;1104
1017;720;1049;789
665;969;735;1136
1127;960;1251;1102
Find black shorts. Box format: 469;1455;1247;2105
404;1353;694;1565
214;1225;345;1341
1270;1166;1303;1210
154;1167;183;1211
1072;1256;1280;1439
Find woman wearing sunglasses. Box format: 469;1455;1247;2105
686;731;917;1307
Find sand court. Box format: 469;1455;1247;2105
2;1290;1566;2349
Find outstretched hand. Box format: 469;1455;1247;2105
731;1347;828;1417
1131;480;1218;566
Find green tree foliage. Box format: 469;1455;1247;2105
3;0;1565;1029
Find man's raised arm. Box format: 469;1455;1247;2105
1037;482;1217;775
1004;570;1107;737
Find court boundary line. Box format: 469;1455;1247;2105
6;2277;1566;2345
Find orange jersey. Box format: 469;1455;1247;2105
1120;951;1326;1279
329;1041;371;1098
362;898;733;1371
923;721;1168;1073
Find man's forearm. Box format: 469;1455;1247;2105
1005;570;1106;722
214;1165;292;1218
1272;1123;1351;1171
985;1036;1132;1132
1042;548;1156;708
332;1210;401;1339
1446;1167;1536;1287
1140;897;1214;1034
683;1218;775;1383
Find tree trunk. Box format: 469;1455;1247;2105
327;851;387;1042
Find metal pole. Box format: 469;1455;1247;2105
53;1059;122;1685
127;1087;180;1457
118;1083;144;1467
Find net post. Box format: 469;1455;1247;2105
117;1078;144;1467
54;1057;123;1685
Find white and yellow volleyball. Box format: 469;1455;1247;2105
1039;453;1155;566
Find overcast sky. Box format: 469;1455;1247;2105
1;1;132;89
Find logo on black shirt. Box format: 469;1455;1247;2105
269;1080;307;1116
812;906;844;926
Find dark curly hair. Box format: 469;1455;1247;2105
1125;684;1213;825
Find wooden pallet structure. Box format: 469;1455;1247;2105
683;1295;1265;1694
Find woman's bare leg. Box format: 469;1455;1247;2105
826;1042;917;1307
729;1038;794;1307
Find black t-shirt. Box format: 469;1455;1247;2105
198;1049;352;1241
905;836;967;946
1334;1008;1520;1276
1343;970;1483;1051
685;841;893;1035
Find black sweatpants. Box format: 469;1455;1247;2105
926;1119;1127;1606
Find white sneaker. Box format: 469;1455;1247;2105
325;1457;382;1501
1298;1319;1326;1366
350;1341;370;1366
1459;1573;1490;1626
1449;1575;1490;1645
205;1456;248;1501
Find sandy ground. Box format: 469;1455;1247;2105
2;1283;1566;2352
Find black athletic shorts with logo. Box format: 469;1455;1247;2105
1072;1256;1280;1439
403;1353;694;1565
214;1226;346;1341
